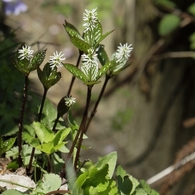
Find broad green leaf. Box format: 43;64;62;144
29;49;46;71
188;3;195;16
0;137;16;155
70;36;91;53
36;142;54;154
64;63;87;81
37;63;61;89
189;32;195;50
64;20;82;39
53;128;71;145
116;165;140;195
13;52;30;75
35;173;61;194
97;44;109;66
159;14;180;36
33;121;54;143
140;180;159;195
96;151;117;179
97;62;111;79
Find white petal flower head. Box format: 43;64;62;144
18;45;34;60
64;96;76;107
49;51;66;70
81;52;99;81
83;8;98;33
115;43;133;63
111;43;133;72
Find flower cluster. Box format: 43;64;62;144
81;51;99;81
2;0;28;15
18;45;34;60
83;8;98;33
49;51;66;70
111;43;133;72
64;96;76;107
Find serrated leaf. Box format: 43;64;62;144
37;63;61;89
35;173;61;194
140;180;159;195
29;49;46;71
159;14;180;36
64;63;87;81
33;121;54;143
96;151;117;179
53;128;71;146
70;36;91;53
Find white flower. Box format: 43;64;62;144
111;43;133;72
64;96;76;107
18;45;34;60
49;51;66;70
81;52;99;81
83;8;98;33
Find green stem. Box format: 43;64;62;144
85;75;110;132
18;74;29;167
28;87;48;174
74;85;93;169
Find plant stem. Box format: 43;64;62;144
28;87;48;174
18;74;29;167
85;75;111;132
74;85;93;169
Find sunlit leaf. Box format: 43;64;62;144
64;20;82;39
188;3;195;16
64;63;87;81
70;36;91;53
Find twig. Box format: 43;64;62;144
147;152;195;185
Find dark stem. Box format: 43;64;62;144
18;74;29;167
85;75;110;132
74;85;92;169
27;87;48;174
52;113;60;132
45;190;71;195
67;51;82;96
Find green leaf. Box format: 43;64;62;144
29;49;46;71
64;20;82;40
97;44;109;66
155;0;176;8
33;121;54;143
35;173;61;194
96;151;117;179
64;63;87;82
116;165;140;195
97;62;111;79
70;36;91;53
140;180;159;195
189;32;195;50
188;3;195;16
158;14;180;36
37;63;61;89
1;190;28;195
0;137;16;155
53;128;71;146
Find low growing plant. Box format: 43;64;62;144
0;8;159;195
